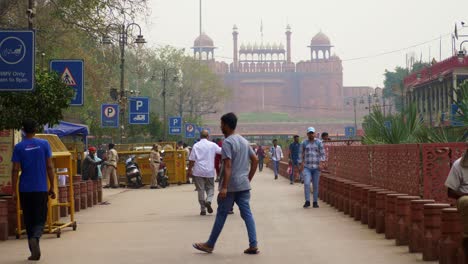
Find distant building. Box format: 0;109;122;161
191;25;377;118
403;56;468;126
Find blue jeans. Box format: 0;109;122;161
303;167;320;203
207;190;258;248
273;160;280;177
289;160;299;183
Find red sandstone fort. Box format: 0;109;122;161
191;26;382;134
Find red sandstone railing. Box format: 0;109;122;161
327;143;467;203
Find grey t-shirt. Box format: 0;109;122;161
219;134;255;192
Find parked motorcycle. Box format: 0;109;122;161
125;155;143;188
157;151;169;188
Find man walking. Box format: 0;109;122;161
288;135;301;184
299;127;325;208
193;112;259;254
270;139;283;180
188;130;222;215
444;149;468;259
256;145;265;172
104;143;119;188
11;119;56;261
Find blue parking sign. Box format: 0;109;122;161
169;117;182;135
128;97;149;125
0;30;35;91
101;104;119;128
345;126;356;137
50;60;84;106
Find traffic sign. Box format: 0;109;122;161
383;120;392;131
169;116;182;135
0;30;35;91
185;123;196;138
50;59;84;106
344;126;356;138
128;97;149;125
101;104;119;128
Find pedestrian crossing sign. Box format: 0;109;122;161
61;67;77;86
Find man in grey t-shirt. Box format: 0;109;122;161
193;112;259;255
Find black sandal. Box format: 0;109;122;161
244;247;259;254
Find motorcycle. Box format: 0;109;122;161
157;150;169;188
125;155;143;188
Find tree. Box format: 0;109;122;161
0;71;73;130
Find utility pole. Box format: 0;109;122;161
27;0;35;29
162;69;167;140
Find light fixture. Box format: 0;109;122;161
102;35;112;45
458;50;465;63
135;35;146;47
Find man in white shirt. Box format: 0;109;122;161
188;130;222;215
444;149;468;257
270;139;284;180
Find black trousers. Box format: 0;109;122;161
20;192;48;240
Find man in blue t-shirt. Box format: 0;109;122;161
193;112;260;255
11;119;55;261
289;135;301;185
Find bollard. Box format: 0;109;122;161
80;181;87;210
439;208;465;264
360;187;380;225
93;181;98;205
87;180;94;208
422;203;451;261
73;175;82;184
353;184;370;221
367;188;387;229
59;186;68;217
409;199;436;253
336;179;345;211
395;196;420;246
73;182;81;212
343;181;355;215
0;200;8;241
384;193;407;239
329;177;336;207
376;191;397;234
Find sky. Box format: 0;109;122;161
141;0;468;87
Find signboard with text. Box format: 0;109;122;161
128;97;149;125
169;117;182;135
101;104;119;128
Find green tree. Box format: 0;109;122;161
0;71;73;130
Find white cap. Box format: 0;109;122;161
307;127;316;133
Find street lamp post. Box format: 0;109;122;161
152;68;178;140
102;22;146;143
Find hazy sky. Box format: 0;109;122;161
141;0;468;87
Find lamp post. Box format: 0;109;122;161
152;68;178;140
102;22;146;143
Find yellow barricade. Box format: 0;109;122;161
163;150;187;185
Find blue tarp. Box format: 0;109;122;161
44;121;89;145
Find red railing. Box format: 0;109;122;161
328;143;467;202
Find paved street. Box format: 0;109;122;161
0;169;436;264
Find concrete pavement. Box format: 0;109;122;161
0;169;436;264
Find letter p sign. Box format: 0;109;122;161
136;100;143;111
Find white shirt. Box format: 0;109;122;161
270;145;284;161
189;139;222;177
445;157;468;193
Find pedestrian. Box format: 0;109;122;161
214;138;223;182
256;145;265;172
11;119;56;261
149;144;161;189
188;130;222;215
81;146;103;181
321;132;331;142
299;127;325;208
104;143;119;188
270;139;283;180
193;112;259;254
288;135;301;184
444;149;468;258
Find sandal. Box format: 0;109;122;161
244;247;259;254
193;242;213;253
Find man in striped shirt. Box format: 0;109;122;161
298;127;326;208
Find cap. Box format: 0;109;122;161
307;127;316;133
88;146;97;152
